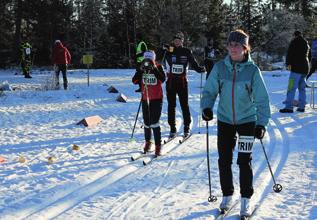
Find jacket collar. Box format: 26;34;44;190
224;53;254;69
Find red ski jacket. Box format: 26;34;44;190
52;42;71;65
132;63;166;101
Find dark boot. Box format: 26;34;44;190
279;108;293;113
143;141;151;153
155;144;161;157
169;126;176;138
184;125;190;137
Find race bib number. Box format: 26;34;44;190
25;48;31;55
172;64;184;74
143;74;157;85
237;136;254;153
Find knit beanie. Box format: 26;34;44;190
174;32;184;41
143;51;156;61
227;30;249;47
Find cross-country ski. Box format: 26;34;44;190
0;6;316;219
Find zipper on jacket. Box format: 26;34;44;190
232;65;236;124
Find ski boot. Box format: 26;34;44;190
169;126;177;138
219;195;233;214
155;144;161;157
240;197;251;219
184;125;190;137
143;141;152;154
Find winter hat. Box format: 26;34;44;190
174;31;184;41
143;50;156;61
55;40;61;44
227;29;249;48
294;30;302;37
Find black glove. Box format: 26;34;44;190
254;125;266;139
140;59;154;71
163;44;169;50
202;108;213;121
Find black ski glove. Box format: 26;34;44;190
202;108;213;121
254;125;266;139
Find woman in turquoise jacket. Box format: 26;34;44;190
201;29;270;219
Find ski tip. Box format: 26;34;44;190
179;139;182;144
143;161;147;166
130;157;135;161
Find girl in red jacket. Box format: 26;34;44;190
132;50;166;156
52;40;71;90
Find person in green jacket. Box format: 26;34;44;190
201;29;271;219
20;42;32;78
134;33;148;92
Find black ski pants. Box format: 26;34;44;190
166;77;191;131
217;120;255;198
142;99;162;146
204;59;214;80
55;64;68;90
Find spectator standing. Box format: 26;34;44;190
135;33;148;92
204;38;220;79
52;40;71;90
280;31;311;113
20;42;32;78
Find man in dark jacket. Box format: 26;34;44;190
164;31;206;137
204;38;220;79
52;40;71;90
280;31;311;113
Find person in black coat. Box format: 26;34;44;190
204;38;221;79
280;31;311;113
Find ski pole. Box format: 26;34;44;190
198;72;203;134
260;139;283;193
130;98;142;141
206;121;217;202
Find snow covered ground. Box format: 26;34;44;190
0;67;316;220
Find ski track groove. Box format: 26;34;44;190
101;167;155;219
4;154;146;219
246;112;291;219
120;137;209;219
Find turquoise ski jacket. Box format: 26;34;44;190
201;54;270;127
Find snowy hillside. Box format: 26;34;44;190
0;68;316;220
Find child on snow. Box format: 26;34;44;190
132;50;165;156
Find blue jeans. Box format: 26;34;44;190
285;72;306;109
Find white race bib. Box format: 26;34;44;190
143;74;157;85
171;64;184;74
237;136;254;153
25;48;31;55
